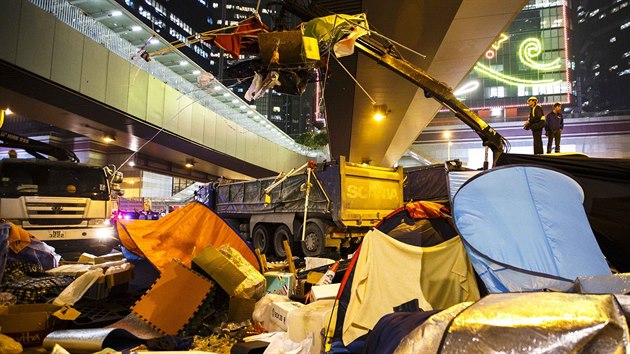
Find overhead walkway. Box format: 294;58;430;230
0;0;322;180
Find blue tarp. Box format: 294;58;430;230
452;165;611;293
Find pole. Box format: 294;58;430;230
301;167;312;241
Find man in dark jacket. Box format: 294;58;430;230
523;96;546;154
545;102;563;153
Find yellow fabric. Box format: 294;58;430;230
117;202;260;272
343;229;433;345
420;236;480;310
342;230;479;345
8;222;32;254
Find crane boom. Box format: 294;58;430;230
281;0;507;155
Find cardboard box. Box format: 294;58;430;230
193;246;248;297
0;304;63;347
270;301;304;331
77;252;125;264
577;273;630;294
228;297;257;322
264;271;295;296
310;283;341;301
84;264;134;300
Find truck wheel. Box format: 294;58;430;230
252;224;271;254
273;225;292;258
301;223;324;257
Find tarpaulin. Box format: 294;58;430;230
117;202;260;272
211;16;269;59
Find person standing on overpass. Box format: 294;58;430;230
523;96;546;155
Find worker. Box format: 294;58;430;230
523;96;546;154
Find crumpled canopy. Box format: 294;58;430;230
452;165;611;292
116;202;260;272
302;13;369;57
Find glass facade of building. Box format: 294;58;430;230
115;0;315;136
452;0;571;111
572;0;630;114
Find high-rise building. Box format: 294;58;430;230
438;0;572;122
571;0;630;114
115;0;316;136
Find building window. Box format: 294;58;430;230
486;86;505;98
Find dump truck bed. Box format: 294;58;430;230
215;156;403;227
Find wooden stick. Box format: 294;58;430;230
255;248;268;273
283;240;296;277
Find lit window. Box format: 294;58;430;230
487;86;505;98
212;2;218;8
273;106;281;112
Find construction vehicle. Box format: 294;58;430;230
281;0;509;166
210;156;403;257
0;129;123;258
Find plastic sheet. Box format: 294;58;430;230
43;328;144;352
53;269;103;306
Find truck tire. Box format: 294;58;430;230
252;224;271;254
273;225;292;258
301;223;325;257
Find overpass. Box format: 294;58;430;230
0;0;317;180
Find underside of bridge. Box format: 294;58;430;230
320;0;528;166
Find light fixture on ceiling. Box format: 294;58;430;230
102;133;116;143
0;107;13;128
185;159;195;168
373;104;389;121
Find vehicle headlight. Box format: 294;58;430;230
95;227;114;239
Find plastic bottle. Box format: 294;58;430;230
316;260;340;286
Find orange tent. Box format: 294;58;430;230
116;202;260;272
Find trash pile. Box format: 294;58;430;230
1;164;630;353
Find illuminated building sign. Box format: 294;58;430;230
453;0;571;110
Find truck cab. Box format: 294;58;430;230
0;130;123;259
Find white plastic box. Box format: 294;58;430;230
287;299;337;354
